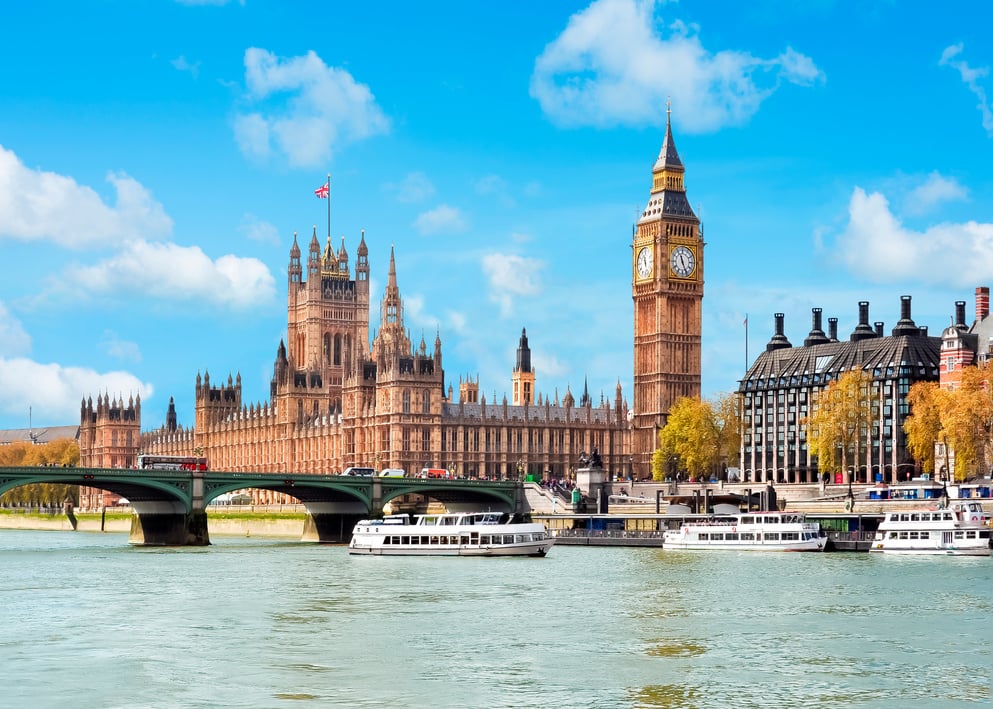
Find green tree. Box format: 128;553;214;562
806;370;874;483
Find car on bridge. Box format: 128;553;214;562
341;467;376;477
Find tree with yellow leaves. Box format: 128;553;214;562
651;393;741;481
904;381;946;476
0;438;80;507
806;369;874;484
943;365;993;480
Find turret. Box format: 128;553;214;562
289;232;302;285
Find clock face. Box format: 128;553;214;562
636;247;653;279
670;245;695;278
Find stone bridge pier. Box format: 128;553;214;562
128;471;210;546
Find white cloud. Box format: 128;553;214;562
940;43;993;135
836;186;993;286
530;0;823;130
474;174;515;207
239;212;281;245
414;205;467;235
401;293;441;334
99;330;142;363
0;302;31;357
0;145;173;248
59;240;276;308
171;55;201;79
446;310;468;334
234;48;390;168
388;172;436;204
904;172;968;216
0;357;152;425
481;253;544;317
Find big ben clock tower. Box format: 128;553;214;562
632;104;704;468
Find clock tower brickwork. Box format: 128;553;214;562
632;109;704;467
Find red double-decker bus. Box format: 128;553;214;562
137;455;208;472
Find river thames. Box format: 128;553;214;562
1;529;990;708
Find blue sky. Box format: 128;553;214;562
2;0;993;430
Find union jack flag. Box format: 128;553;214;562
314;182;329;199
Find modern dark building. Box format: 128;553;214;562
738;296;941;485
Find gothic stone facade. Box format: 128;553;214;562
81;232;632;500
78;122;714;491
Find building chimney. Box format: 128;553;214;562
850;301;876;341
874;321;884;337
766;313;792;352
828;317;838;342
955;300;967;330
803;307;830;346
892;295;920;337
977;287;990;322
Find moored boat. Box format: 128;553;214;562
662;511;826;551
348;512;554;556
869;501;991;556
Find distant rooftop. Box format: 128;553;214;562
0;426;80;445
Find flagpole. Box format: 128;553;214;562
744;313;749;372
326;172;331;239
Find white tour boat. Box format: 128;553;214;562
663;511;826;552
869;501;991;556
348;512;554;557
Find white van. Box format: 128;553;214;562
341;467;375;477
379;468;406;478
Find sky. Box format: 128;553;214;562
2;0;993;431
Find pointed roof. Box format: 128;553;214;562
639;102;696;222
653;101;684;172
387;244;397;287
515;327;532;373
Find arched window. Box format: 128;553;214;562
402;390;411;413
334;334;342;366
422;391;430;414
323;334;332;364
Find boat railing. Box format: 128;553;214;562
552;528;665;540
826;530;876;543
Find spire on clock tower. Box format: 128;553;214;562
631;100;704;470
641;100;696;221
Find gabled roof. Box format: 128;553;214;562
0;425;80;445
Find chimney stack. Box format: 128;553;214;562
892;295;920;337
803;307;830;346
766;313;792;352
955;300;967;330
874;321;884;337
828;317;838;342
851;301;876;341
977;287;990;322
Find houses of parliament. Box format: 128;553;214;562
78;114;705;496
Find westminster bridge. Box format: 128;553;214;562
0;467;526;546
